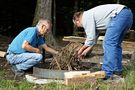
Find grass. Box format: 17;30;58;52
0;80;35;90
98;63;135;90
0;63;135;90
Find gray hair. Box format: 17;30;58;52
36;19;52;27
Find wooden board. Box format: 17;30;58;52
65;76;97;87
64;71;105;79
64;71;105;86
123;41;135;47
0;51;6;57
63;36;85;43
62;36;105;43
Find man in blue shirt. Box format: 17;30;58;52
73;4;133;79
6;19;58;76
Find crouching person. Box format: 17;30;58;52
6;19;58;76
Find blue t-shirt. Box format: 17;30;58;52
7;27;45;54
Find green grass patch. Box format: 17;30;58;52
0;80;35;90
0;64;135;90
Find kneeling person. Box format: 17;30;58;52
6;19;58;76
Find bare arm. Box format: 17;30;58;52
41;44;58;55
78;45;94;59
22;40;41;53
78;45;88;55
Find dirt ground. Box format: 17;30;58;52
0;35;16;80
0;34;135;81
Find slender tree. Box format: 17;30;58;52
73;0;79;36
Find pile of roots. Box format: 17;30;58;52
49;42;83;70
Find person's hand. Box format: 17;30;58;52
55;51;59;55
77;45;88;59
35;48;41;53
73;47;80;58
78;51;86;59
78;45;93;59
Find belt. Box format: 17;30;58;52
7;50;18;55
4;51;17;58
123;6;129;9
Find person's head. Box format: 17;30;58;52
36;19;52;37
73;11;83;27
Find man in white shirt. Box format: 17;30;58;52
73;4;133;79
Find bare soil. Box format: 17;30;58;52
0;35;18;80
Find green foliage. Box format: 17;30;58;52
98;64;135;90
0;80;15;90
0;80;35;90
0;69;5;79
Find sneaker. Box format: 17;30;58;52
103;76;112;80
11;65;25;76
113;71;122;76
103;74;124;84
112;74;125;83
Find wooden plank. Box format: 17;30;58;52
123;41;135;47
0;51;6;57
62;36;105;42
65;76;97;87
64;71;91;79
81;58;130;64
64;71;105;86
63;36;85;43
64;71;105;79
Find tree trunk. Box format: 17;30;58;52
73;0;78;36
33;0;57;46
53;0;57;36
33;0;52;25
116;0;120;4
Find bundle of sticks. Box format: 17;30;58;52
49;42;83;70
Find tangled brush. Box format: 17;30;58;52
49;42;83;70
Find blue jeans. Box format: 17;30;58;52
102;7;133;77
6;53;43;71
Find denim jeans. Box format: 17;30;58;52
102;7;133;77
6;53;43;71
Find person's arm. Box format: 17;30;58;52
22;40;41;53
41;44;58;55
78;45;94;59
78;11;97;59
78;45;88;55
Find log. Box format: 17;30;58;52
64;71;91;78
64;71;105;86
0;51;6;58
63;36;135;44
123;41;135;47
63;36;85;43
62;36;105;43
